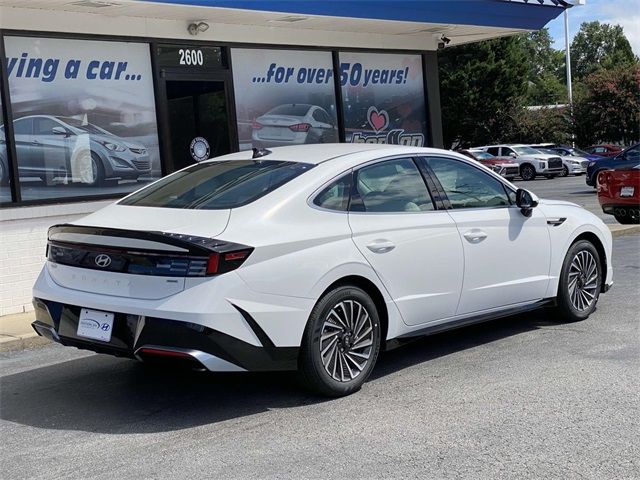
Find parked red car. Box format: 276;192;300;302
597;166;640;224
586;144;623;158
457;149;520;180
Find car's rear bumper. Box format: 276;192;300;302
31;298;299;372
601;203;640;214
568;165;587;174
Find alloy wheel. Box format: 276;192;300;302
521;165;535;181
319;300;374;382
568;250;599;312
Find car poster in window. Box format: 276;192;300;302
0;90;10;203
4;36;161;201
339;52;427;146
231;48;338;151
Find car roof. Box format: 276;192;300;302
211;144;452;166
477;144;527;148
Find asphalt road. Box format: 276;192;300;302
513;174;613;224
1;240;639;480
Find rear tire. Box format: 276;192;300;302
298;286;381;397
550;240;602;323
520;164;536;181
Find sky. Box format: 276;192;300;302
546;0;640;55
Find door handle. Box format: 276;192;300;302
463;230;487;243
366;240;395;254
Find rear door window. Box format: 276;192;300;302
354;158;434;213
13;117;33;135
120;160;313;209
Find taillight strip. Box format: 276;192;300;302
46;225;253;277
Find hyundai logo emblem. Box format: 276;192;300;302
94;254;112;268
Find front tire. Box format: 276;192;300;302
298;286;381;397
551;240;602;322
561;165;569;177
520;164;536;181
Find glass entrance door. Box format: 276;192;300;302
165;80;231;171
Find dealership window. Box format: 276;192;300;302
4;36;161;202
0;86;11;203
339;52;427;147
231;48;338;151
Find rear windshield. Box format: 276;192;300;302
120;160;313;209
267;104;311;116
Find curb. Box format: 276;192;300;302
609;225;640;238
0;333;50;353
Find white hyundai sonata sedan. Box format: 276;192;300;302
32;144;613;396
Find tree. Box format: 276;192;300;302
502;106;572;145
522;28;565;82
526;72;567;106
573;64;640;146
439;36;529;148
571;21;638;80
521;28;567;105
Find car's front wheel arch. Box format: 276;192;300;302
562;232;607;295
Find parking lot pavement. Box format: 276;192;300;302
513;174;613;224
1;234;638;480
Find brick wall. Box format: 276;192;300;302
0;201;112;317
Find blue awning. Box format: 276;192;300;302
139;0;569;30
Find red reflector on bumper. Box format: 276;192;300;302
138;348;192;358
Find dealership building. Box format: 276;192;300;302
0;0;570;316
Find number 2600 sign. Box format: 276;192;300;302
179;49;204;66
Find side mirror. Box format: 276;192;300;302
515;188;539;217
509;152;517;158
52;126;69;137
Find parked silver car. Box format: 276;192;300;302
1;115;151;186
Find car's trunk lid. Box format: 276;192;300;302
46;205;231;299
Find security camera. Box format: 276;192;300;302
188;21;210;36
437;34;451;50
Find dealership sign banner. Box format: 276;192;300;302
4;36;161;201
231;48;339;151
339;52;427;147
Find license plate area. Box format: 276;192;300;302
77;308;115;342
620;186;635;197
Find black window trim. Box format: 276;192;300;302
418;154;518;212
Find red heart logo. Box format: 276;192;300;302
367;106;389;133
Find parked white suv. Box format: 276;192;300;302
478;144;564;181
